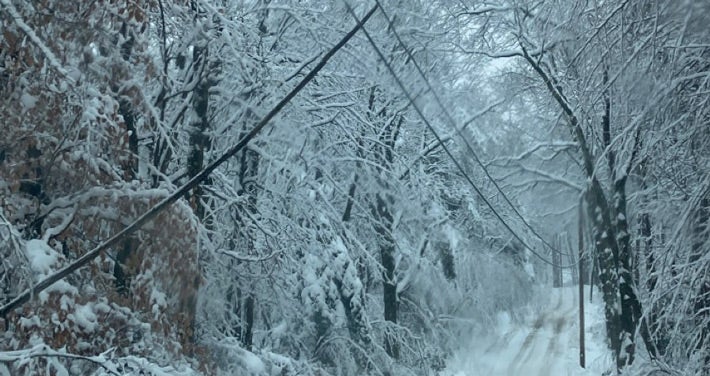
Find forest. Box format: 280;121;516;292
0;0;708;375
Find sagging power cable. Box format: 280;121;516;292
373;1;569;262
342;1;574;268
375;0;576;264
0;5;379;318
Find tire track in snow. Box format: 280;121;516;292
509;316;544;374
507;290;565;375
483;327;517;355
538;315;570;376
444;286;609;376
538;288;578;376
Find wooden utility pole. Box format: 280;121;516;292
578;201;586;368
566;232;578;284
552;234;562;287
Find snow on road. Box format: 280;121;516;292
442;286;613;376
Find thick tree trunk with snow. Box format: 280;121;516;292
612;177;641;367
373;191;399;358
366;86;403;359
586;184;623;367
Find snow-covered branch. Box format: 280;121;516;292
0;0;73;80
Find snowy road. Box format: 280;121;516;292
503;289;577;375
443;286;612;376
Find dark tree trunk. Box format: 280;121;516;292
114;237;139;296
187;43;213;220
339;148;371;345
226;284;254;350
234;144;260;350
368;87;402;359
586;182;623;368
112;21;139;293
185;23;219;347
613;177;641;367
242;294;255;351
373;192;398;358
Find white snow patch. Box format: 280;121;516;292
271;321;287;337
59;294;74;311
94;300;111;314
43;280;78;303
242;351;266;374
151;289;167;319
19;315;41;329
20;92;38;110
25;239;78;302
262;351;292;373
495;311;512;332
523;262;536;280
444;224;461;251
26;239;61;278
68;304;98;333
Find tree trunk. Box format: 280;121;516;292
187;42;213;219
185;24;218;347
586;182;624;369
234;144;260;350
613;177;641;367
373;192;398;358
112;21;139;294
368;87;402;359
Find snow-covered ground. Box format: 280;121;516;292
442;286;613;376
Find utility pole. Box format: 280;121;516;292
552;235;562;288
578;200;586;368
566;232;578;284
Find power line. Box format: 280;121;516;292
0;5;380;318
342;1;574;268
373;1;567;260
